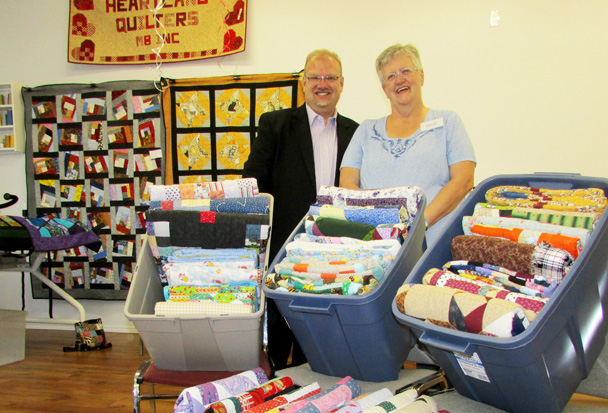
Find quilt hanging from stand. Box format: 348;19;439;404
23;80;163;300
162;73;304;184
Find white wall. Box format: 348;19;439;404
1;0;607;331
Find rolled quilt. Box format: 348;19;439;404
364;389;429;413
332;388;393;413
462;215;588;257
442;261;558;298
450;235;573;282
174;368;269;413
395;284;530;338
422;268;548;320
163;262;260;286
472;203;600;231
279;376;361;413
391;395;438;413
154;301;253;315
149;178;259;201
317;185;423;210
205;376;294;413
242;382;322;413
485;185;607;213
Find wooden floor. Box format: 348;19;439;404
1;329;607;413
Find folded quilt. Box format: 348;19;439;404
164;283;258;310
442;261;558;298
308;204;408;227
154;301;254;315
462;215;589;257
164;262;261;286
305;215;406;241
422;268;548;320
174;368;269;413
286;239;401;271
274;259;385;278
149;178;259;201
395;283;530;338
279;376;361;413
472;203;600;231
485;185;607;213
364;389;439;413
316;186;423;223
451;235;574;283
168;247;258;263
266;270;379;296
149;195;270;214
332;388;393;413
242;383;322;413
205;376;294;413
147;210;270;250
1;215;102;252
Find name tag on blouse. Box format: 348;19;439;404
420;117;444;131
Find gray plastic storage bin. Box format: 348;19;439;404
263;193;426;382
124;236;265;371
392;173;608;412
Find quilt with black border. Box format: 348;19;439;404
23;80;163;300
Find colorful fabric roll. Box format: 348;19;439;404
332;388;393;413
472;203;600;231
174;368;269;413
154;301;254;315
485;185;607;213
279;376;361;413
395;283;530;338
450;235;574;281
205;376;294;413
364;389;417;413
242;383;322;413
265;273;365;296
149;178;259;201
422;268;548;320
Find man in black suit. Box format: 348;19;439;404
242;49;359;369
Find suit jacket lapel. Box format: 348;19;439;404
292;105;316;189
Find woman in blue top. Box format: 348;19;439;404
340;44;476;245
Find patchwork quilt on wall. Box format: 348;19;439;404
161;73;304;184
23;80;163;300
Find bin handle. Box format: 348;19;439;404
288;303;336;315
419;331;473;354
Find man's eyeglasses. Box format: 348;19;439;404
305;75;341;84
383;67;418;84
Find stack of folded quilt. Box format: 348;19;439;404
395;185;607;338
174;369;444;413
265;186;424;296
144;178;272;316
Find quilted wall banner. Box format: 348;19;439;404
23;80;164;300
68;0;247;64
162;73;305;184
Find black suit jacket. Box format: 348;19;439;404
242;104;359;262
